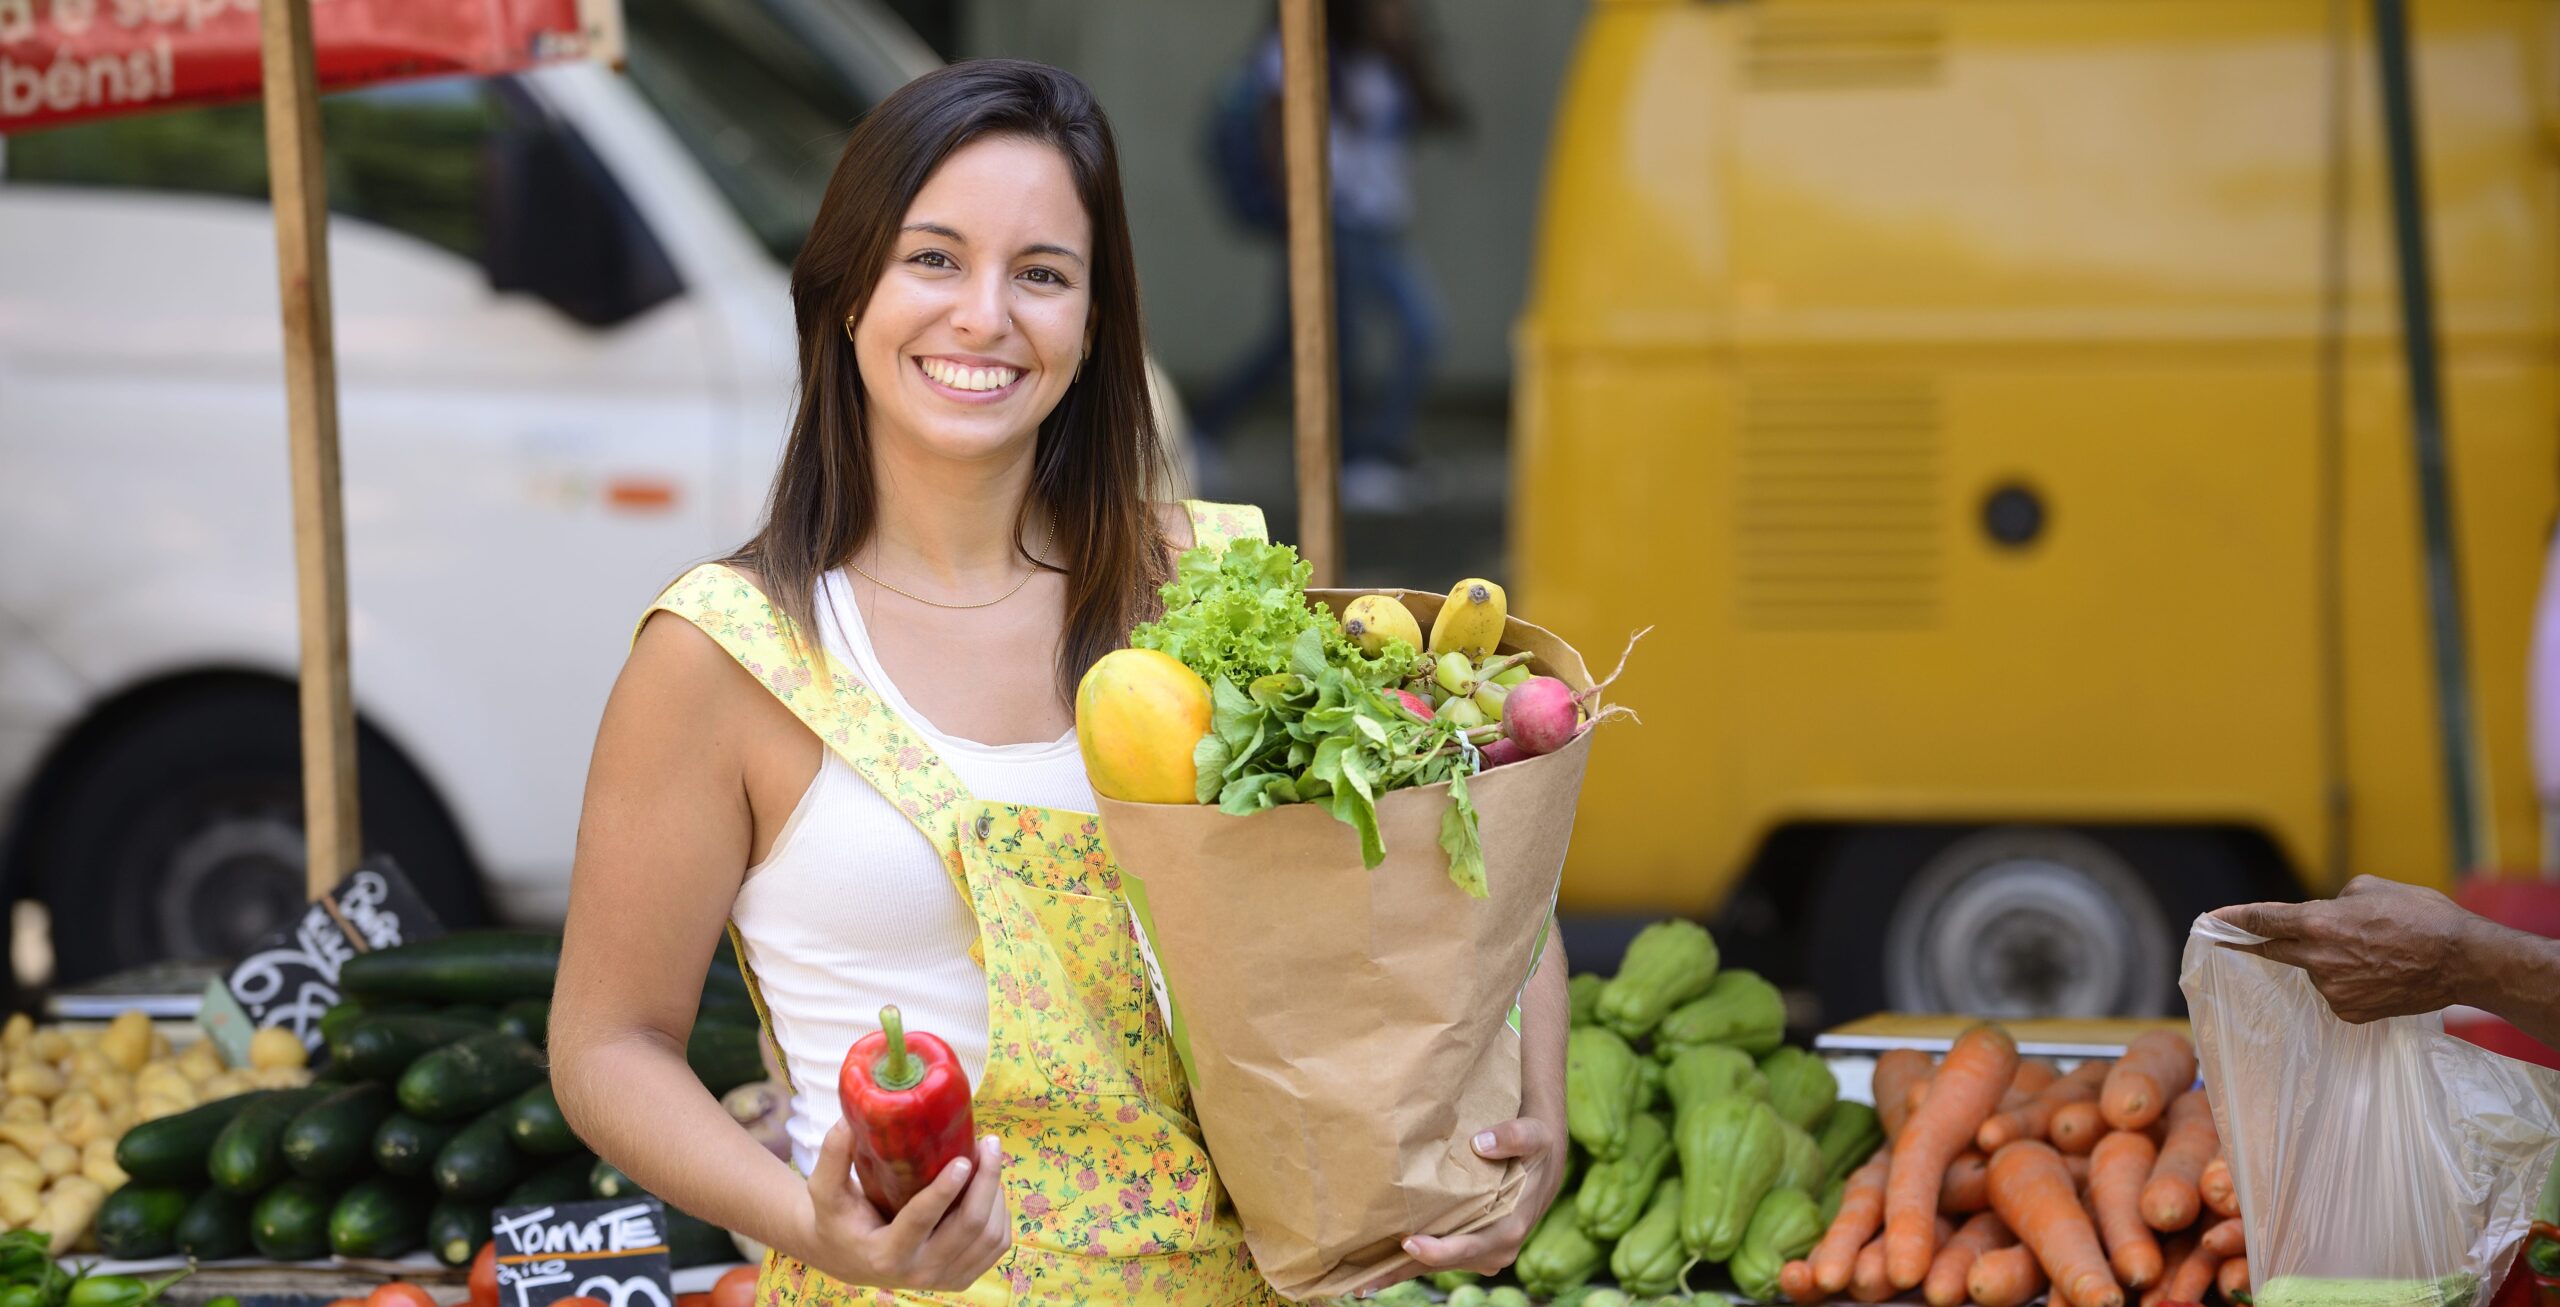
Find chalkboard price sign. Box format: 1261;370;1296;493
492;1198;675;1307
199;856;443;1067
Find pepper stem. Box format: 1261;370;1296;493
874;1005;922;1091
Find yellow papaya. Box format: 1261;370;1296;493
1075;649;1213;804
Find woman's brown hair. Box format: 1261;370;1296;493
726;58;1175;705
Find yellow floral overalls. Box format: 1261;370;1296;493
641;501;1285;1307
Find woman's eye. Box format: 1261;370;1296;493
1021;267;1070;287
910;251;955;269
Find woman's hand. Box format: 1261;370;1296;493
1352;1111;1572;1292
795;1120;1012;1292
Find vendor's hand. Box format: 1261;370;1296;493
1353;1115;1570;1293
797;1120;1010;1292
2215;875;2486;1023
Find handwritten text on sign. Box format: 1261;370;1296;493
219;858;441;1058
493;1199;672;1307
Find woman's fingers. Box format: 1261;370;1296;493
1470;1116;1556;1161
923;1138;1008;1279
808;1121;883;1234
877;1147;976;1263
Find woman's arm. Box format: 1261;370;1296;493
550;615;1007;1293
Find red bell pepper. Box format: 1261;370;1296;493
837;1005;975;1219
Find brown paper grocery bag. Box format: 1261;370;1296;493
1100;590;1600;1300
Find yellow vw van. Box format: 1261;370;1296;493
1514;0;2560;1018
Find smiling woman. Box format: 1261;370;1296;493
548;59;1304;1306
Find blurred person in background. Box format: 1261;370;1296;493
1193;0;1466;511
550;58;1563;1302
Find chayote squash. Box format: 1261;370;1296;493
1818;1174;1846;1226
1771;1117;1826;1195
1730;1186;1826;1302
1636;1056;1665;1113
1678;1093;1786;1260
1814;1100;1883;1187
1760;1046;1840;1132
1569;972;1606;1027
1566;1027;1645;1160
1596;919;1720;1040
1655;969;1786;1057
1575;1111;1674;1240
1662;1044;1769;1118
1426;1270;1483;1292
1515;1197;1605;1300
1609;1174;1687;1297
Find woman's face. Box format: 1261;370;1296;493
852;134;1095;465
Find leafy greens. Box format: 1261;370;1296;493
1128;540;1490;896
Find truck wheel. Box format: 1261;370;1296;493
1811;825;2257;1023
37;685;484;983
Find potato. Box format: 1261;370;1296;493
147;1031;171;1061
0;1099;41;1128
0;1125;55;1158
136;1061;192;1101
175;1041;225;1085
0;1016;30;1051
92;1013;148;1076
246;1066;310;1090
4;1064;62;1103
60;1030;95;1051
33;1176;104;1253
248;1028;308;1071
87;1074;130;1110
50;1099;102;1150
66;1048;116;1087
26;1032;67;1065
0;1177;39;1227
200;1071;249;1099
133;1095;187;1123
31;1144;72;1181
77;1139;124;1191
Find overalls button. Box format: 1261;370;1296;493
973;813;993;840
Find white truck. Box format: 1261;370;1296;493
0;0;1189;982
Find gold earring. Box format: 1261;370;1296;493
843;317;856;344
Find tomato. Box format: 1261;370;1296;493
367;1285;437;1307
469;1242;500;1307
326;1299;368;1307
677;1295;712;1307
710;1265;758;1307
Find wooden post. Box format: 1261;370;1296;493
260;0;362;895
1279;0;1342;586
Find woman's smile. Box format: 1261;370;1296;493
914;354;1028;403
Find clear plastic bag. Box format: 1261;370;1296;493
2182;914;2560;1307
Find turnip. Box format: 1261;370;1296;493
1478;737;1530;768
1502;676;1581;756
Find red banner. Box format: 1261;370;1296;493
0;0;621;134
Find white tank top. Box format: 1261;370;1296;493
729;570;1097;1173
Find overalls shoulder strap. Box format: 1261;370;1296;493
1178;499;1269;550
637;563;976;908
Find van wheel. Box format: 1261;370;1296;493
38;685;484;983
1809;825;2257;1023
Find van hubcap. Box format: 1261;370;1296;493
1884;829;2172;1017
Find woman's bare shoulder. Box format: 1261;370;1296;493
1152;501;1197;552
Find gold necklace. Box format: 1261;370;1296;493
847;513;1058;610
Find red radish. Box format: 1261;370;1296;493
1478;737;1528;767
1503;676;1581;755
1394;688;1435;721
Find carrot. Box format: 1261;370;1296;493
2089;1130;2164;1289
2197;1217;2244;1260
1853;1236;1896;1303
1877;1048;1935;1140
1925;1211;2015;1307
2007;1058;2061;1102
2141;1090;2218;1232
1968;1244;2050;1307
1987;1140;2124;1307
2217;1256;2251;1305
1887;1025;2020;1288
2102;1030;2197;1133
2198;1153;2238;1219
2162;1238;2225;1304
2143;1236;2199;1307
2065;1151;2093;1192
1813;1150;1894;1293
1981;1059;2109;1153
1784;1258;1832;1305
1942;1150;1991;1213
2051;1100;2106;1153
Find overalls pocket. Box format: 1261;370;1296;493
961;803;1158;1100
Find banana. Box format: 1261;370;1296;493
1427;578;1508;660
1343;594;1424;658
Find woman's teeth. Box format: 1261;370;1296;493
919;358;1022;392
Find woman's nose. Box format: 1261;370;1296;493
950;271;1010;338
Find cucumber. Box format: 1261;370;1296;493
331;1014;489;1082
208;1087;332;1195
174;1186;256;1260
503;1153;595;1207
399;1031;546;1121
93;1184;189;1258
250;1178;337;1261
503;1082;579;1156
340;931;562;1004
687;1024;765;1097
589;1157;637;1199
432;1106;524;1201
498;1000;550;1048
283;1081;396;1181
317;1000;370;1048
329;1177;432;1259
438;1004;501;1026
115;1091;271;1186
375;1110;468;1178
427;1198;490;1267
665;1205;736;1269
